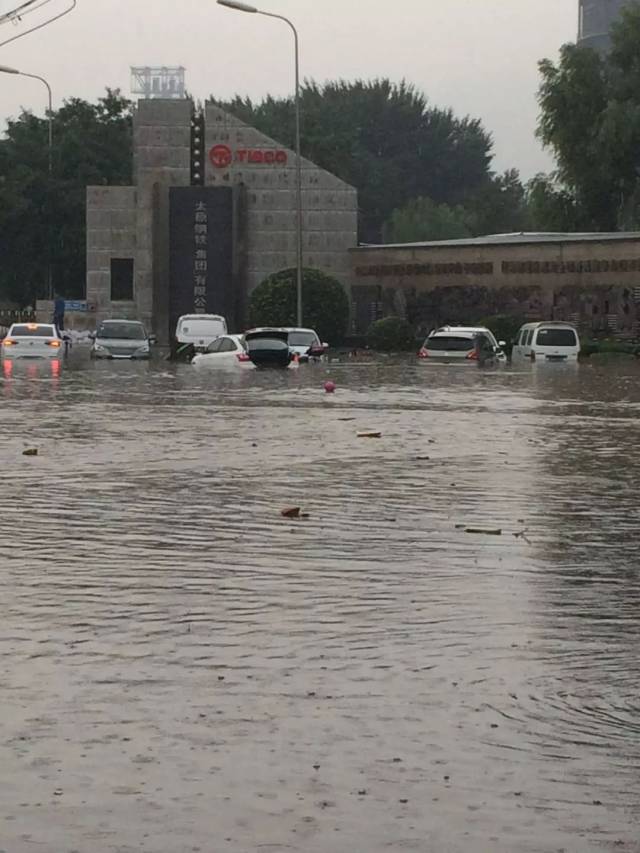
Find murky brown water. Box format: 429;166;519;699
2;350;640;853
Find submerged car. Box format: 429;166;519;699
90;320;153;359
512;322;580;364
244;329;293;369
248;327;328;362
418;326;506;363
1;322;66;359
191;334;253;369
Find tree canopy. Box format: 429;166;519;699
0;90;132;306
536;3;640;231
217;79;505;242
249;267;350;343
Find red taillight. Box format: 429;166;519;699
466;350;478;360
2;339;17;346
418;347;429;359
47;340;61;348
236;352;251;362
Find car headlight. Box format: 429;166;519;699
134;345;150;354
93;343;109;352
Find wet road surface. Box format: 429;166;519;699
1;352;640;852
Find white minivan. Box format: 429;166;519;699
175;314;227;352
512;322;581;364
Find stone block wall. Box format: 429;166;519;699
85;100;357;335
350;237;640;336
85;186;137;323
205;104;357;297
133;99;192;332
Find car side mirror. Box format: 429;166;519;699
498;340;506;348
88;331;96;340
149;335;157;345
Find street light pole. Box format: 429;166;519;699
0;65;54;296
217;0;303;327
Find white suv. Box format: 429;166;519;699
418;326;506;363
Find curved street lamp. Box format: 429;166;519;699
217;0;303;327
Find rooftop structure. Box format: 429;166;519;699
130;67;186;100
578;0;629;52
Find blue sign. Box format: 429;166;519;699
64;300;88;312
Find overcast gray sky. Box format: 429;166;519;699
0;0;578;178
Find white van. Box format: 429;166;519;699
512;322;581;364
175;314;227;352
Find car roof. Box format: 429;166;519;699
248;326;318;334
100;319;143;325
519;321;578;329
178;314;226;321
429;326;492;336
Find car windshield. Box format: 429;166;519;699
98;323;145;340
536;328;577;347
425;336;474;351
11;324;55;337
288;331;318;347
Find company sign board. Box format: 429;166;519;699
169;187;234;332
209;144;288;169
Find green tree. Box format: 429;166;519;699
536;3;640;231
249;267;349;344
466;169;531;235
0;89;132;306
526;174;582;231
366;316;415;352
383;196;472;243
217;79;494;242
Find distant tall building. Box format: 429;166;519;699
578;0;629;52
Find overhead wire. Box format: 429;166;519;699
0;0;37;24
0;0;57;25
0;0;76;49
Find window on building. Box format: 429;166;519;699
110;258;134;301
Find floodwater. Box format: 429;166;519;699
1;350;640;853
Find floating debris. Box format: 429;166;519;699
280;507;310;520
22;448;38;457
281;507;301;518
465;528;502;536
357;431;382;439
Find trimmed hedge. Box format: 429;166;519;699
249;267;349;344
367;316;416;352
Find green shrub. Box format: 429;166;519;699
249;267;349;344
477;314;525;345
367;316;416;352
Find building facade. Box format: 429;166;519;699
578;0;628;52
351;233;640;337
85;99;357;341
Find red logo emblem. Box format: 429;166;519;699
210;144;233;169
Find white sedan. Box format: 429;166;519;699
1;322;65;359
191;334;254;369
